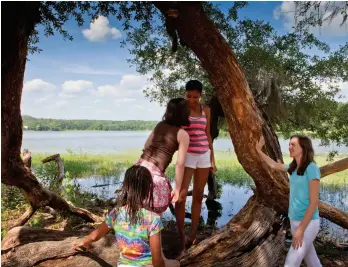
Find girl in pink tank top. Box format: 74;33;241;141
175;80;217;254
182;105;210;154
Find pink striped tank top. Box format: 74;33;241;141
182;105;209;154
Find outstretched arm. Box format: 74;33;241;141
73;222;110;251
150;232;166;267
256;136;286;172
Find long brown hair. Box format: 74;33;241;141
117;165;154;225
162;97;190;127
288;135;315;176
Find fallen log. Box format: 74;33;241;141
1;227;119;267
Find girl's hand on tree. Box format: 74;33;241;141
73;239;90;252
256;136;265;152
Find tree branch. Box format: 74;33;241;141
42;154;65;184
319;201;348;229
320;157;348;179
11;206;37;228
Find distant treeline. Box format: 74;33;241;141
22;115;158;131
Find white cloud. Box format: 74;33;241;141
58;92;77;99
96;109;112;114
55;100;68;107
91;74;150;98
63;65;122;76
82;16;122;42
35;95;54;104
114;98;137;104
61;80;93;94
23;79;56;92
274;1;348;36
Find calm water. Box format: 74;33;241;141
75;175;348;243
23;131;347;242
22;131;348;154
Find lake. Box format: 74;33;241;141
22;131;348;154
75;175;348;243
23;131;348;243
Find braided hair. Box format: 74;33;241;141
116;165;154;225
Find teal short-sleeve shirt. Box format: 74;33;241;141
285;162;320;220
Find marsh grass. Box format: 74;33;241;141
31;150;347;188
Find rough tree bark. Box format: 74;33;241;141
1;227;119;267
153;2;348;266
1;2;102;226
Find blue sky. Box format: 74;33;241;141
22;1;348;121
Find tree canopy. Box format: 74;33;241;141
25;1;348;147
122;2;348;146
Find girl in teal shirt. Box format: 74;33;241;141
256;135;322;267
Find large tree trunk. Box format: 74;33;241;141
2;2;347;267
1;2;102;226
154;2;348;266
155;1;289;213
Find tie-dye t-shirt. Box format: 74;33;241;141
105;206;163;266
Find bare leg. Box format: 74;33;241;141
189;167;210;243
175;167;195;253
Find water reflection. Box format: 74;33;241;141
75;175;348;242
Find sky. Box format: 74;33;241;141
22;1;348;121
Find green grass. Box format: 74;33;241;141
30;150;347;189
32;152;138;178
2;149;346;239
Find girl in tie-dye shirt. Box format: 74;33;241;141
73;165;179;267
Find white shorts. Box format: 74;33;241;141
185;149;211;169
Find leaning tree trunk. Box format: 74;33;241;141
154;2;348;266
1;2;102;226
1;2;347;267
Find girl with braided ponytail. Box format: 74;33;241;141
73;165;179;267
